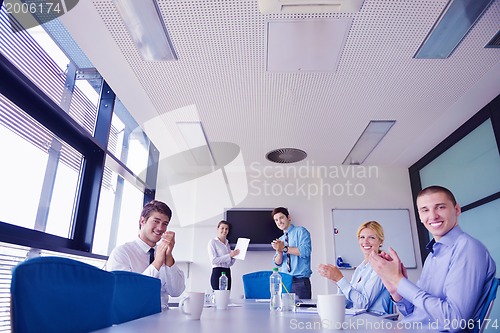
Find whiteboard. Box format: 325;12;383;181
332;209;417;268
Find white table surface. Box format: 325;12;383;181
92;299;438;333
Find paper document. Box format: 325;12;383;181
345;308;366;315
233;238;250;260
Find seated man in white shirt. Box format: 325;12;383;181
106;200;185;309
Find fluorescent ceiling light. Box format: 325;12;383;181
113;0;177;61
342;120;395;165
414;0;495;59
177;122;209;149
258;0;365;14
177;121;215;165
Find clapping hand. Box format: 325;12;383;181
369;247;405;299
162;231;175;255
271;239;284;252
318;264;344;282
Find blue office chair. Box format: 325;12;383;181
473;277;499;333
242;270;293;299
10;256;116;333
111;270;161;324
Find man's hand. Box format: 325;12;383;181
369;247;405;300
271;239;284;265
160;231;176;267
152;239;168;270
271;239;285;252
162;231;175;255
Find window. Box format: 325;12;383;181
0;7;158;256
93;165;145;256
0;7;160;333
419;119;500;206
0;96;81;238
410;95;500;257
108;99;151;181
0;14;99;135
409;95;500;325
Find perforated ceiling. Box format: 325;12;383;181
61;0;500;167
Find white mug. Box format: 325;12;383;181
180;291;205;320
317;294;345;330
214;290;230;310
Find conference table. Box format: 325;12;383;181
92;299;438;332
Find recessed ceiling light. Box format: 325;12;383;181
177;121;215;165
342;120;395;165
113;0;177;61
414;0;495;59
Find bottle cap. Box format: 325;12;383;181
273;267;278;272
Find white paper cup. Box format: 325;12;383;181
204;289;215;305
180;291;205;319
214;290;230;310
317;294;345;330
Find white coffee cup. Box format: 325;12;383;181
214;290;230;310
317;294;345;330
180;291;205;320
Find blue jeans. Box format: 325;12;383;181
292;277;311;300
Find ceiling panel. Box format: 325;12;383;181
60;0;500;168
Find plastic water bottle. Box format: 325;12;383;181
269;268;282;311
219;272;228;290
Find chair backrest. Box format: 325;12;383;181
111;270;161;324
473;277;499;333
10;256;116;333
242;270;293;299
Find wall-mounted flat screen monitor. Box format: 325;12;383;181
225;209;283;251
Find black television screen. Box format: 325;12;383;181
225;209;283;251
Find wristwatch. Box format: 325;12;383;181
283;246;288;254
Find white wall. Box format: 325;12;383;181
156;163;422;300
318;166;422;294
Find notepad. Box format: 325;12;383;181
296;307;318;314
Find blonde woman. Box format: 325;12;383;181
318;221;391;314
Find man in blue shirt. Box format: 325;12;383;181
271;207;312;299
369;186;496;332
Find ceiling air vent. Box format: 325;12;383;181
266;148;307;164
485;30;500;48
258;0;364;14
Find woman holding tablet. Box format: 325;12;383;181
207;220;240;290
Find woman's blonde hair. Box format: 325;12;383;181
356;221;384;252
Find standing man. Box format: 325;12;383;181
106;200;185;309
271;207;312;299
369;186;496;331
